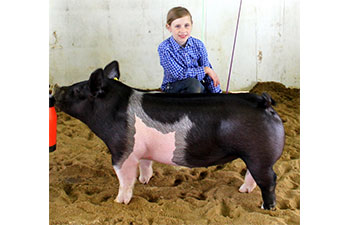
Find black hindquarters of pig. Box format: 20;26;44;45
54;60;285;210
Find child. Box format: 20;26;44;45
158;6;222;93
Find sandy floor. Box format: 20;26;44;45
49;82;300;225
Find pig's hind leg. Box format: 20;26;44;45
138;159;153;184
245;162;277;210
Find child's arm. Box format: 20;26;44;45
204;67;220;87
198;42;220;87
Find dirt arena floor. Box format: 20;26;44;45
49;82;300;225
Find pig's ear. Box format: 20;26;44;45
88;68;105;97
104;60;120;80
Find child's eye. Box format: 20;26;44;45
185;24;190;28
175;25;181;28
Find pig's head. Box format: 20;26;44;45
54;60;121;123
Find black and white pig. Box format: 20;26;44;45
54;60;284;210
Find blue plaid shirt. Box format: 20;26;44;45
158;36;222;93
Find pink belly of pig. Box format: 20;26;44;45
131;116;179;166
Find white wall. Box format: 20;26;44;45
49;0;299;91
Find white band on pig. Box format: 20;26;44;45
115;90;193;168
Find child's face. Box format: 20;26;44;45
167;15;192;47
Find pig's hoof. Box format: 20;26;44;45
261;202;276;210
239;182;256;193
139;174;152;184
115;190;133;204
114;196;131;205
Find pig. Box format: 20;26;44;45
54;60;284;210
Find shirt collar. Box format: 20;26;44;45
169;36;193;51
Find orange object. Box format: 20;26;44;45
49;96;57;152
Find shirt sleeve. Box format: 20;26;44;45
196;40;222;93
197;40;212;69
158;46;206;81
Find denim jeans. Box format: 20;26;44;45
164;78;206;94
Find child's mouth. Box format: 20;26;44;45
179;34;187;39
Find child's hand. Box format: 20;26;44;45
204;67;220;87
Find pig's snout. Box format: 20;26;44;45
52;84;61;96
53;85;66;100
53;85;66;108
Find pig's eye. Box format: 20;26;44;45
72;86;87;100
73;87;80;95
75;85;85;94
69;87;81;98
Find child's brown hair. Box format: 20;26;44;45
166;7;193;26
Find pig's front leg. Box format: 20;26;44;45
239;169;257;193
113;154;139;204
138;159;153;184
